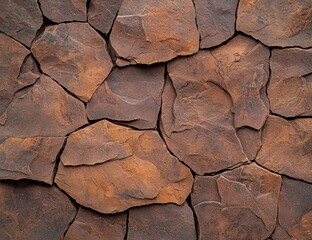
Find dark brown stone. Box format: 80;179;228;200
87;65;165;129
237;127;262;160
17;54;41;87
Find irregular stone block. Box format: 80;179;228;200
236;127;262;160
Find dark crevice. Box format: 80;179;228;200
51;137;68;183
0;31;30;50
269;112;312;120
62;203;78;238
65;122;91;137
186;195;199;240
190;0;200;43
124;210;129;240
234;0;240;32
86;0;92;13
201;161;251;177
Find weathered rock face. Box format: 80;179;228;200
110;0;199;65
65;207;127;240
191;163;282;240
236;127;262;160
87;65;165;129
256;115;312;183
128;203;196;240
237;0;312;48
32;22;113;102
194;0;238;48
55;120;193;214
0;0;43;47
0;182;77;240
268;48;312;117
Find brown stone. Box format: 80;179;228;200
32;22;113;101
0;75;88;138
268;48;312;117
110;0;199;65
55;120;193;214
17;54;41;87
236;127;262;160
0;0;43;47
0;182;77;240
87;65;165;129
88;0;123;35
39;0;87;23
64;207;127;240
0;137;65;184
128;203;196;240
256;115;312;183
191;163;282;240
237;0;312;48
194;0;238;48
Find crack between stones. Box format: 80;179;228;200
124;210;129;240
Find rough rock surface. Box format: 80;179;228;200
128;203;196;240
32;22;113;101
268;48;312;117
110;0;199;65
87;65;164;129
256;115;312;183
65;207;127;240
55;120;193;213
237;0;312;48
191;163;282;240
194;0;238;48
0;182;77;240
236;127;262;160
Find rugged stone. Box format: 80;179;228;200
87;65;165;129
39;0;87;23
0;0;43;47
268;48;312;117
194;0;238;48
0;182;77;240
237;127;262;160
88;0;123;35
0;137;65;184
55;120;193;214
191;163;282;240
110;0;199;65
128;203;196;240
237;0;312;48
256;115;312;183
32;22;113;101
65;207;127;240
17;54;41;86
0;75;88;138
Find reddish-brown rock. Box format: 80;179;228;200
256;115;312;183
191;163;282;240
65;207;127;240
237;127;262;160
32;22;113;101
0;0;43;47
110;0;199;65
0;182;77;240
268;48;312;117
39;0;87;23
55;120;193;214
237;0;312;48
87;65;164;129
17;54;41;86
128;203;196;240
0;75;88;138
194;0;238;48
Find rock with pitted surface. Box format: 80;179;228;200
237;127;262;160
191;163;282;240
128;203;196;240
87;65;164;129
256;115;312;183
110;0;199;65
32;22;113;101
194;0;238;48
268;48;312;117
0;182;77;240
237;0;312;48
65;207;127;240
55;120;193;214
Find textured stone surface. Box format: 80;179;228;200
237;127;262;160
65;207;127;240
32;22;113;101
237;0;312;48
110;0;199;65
194;0;238;48
128;203;196;240
268;48;312;117
87;65;164;129
0;182;77;240
256;115;312;183
192;163;282;240
55;120;193;213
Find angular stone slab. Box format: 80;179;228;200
236;127;262;160
55;120;193;214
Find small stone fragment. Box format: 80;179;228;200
237;127;262;160
17;54;41;86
